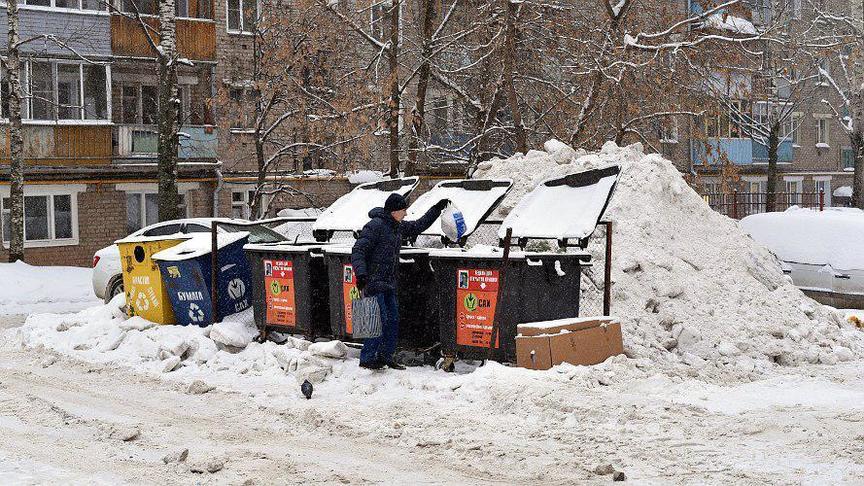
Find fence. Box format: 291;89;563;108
700;190;830;219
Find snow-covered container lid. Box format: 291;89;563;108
312;177;419;234
243;242;329;253
322;245;428;256
152;232;248;262
741;208;864;271
115;233;192;245
405;179;512;240
498;166;620;244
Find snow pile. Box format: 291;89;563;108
273;207;322;242
13;296;355;386
704;13;757;35
475;140;864;377
0;261;100;315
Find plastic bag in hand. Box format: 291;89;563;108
441;203;467;242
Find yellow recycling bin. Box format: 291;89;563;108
117;234;191;324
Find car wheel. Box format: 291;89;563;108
104;276;124;304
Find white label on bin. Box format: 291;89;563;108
189;303;205;323
227;278;246;300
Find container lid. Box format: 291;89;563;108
312;177;420;234
498;166;620;243
321;245;355;255
428;247;528;260
244;242;330;253
115;233;193;245
405;179;513;240
152;232;249;261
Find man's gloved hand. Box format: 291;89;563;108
433;198;451;211
356;274;368;293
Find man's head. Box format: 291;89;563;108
384;193;409;222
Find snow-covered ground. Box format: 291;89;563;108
0;262;100;315
4;141;864;483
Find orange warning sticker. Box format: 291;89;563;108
342;264;360;334
456;268;500;348
264;259;296;326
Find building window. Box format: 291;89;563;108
126;192;187;234
121;0;157;15
814;178;832;207
842;147;855;170
22;60;109;122
815;118;829;146
232;189;262;219
785;112;801;145
227;0;257;33
24;0;104;10
228;87;255;130
703;101;746;139
120;84;159;125
1;192;77;246
816;59;830;86
785;180;801;205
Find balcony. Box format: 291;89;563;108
116;125;218;160
691;138;754;165
692;138;795;166
111;15;216;61
0;124;112;166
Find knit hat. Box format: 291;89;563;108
384;193;409;211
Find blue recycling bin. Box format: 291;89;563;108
153;233;252;326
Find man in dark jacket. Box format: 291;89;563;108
351;192;449;370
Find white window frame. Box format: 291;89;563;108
816;59;830;86
226;0;258;34
17;0;109;14
117;183;197;234
814;176;832;207
19;59;111;124
842;146;855;171
230;186;268;220
815;116;830;147
784;176;803;206
0;184;83;248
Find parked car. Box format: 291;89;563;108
92;218;286;303
741;207;864;307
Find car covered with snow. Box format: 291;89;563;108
741;207;864;305
92;218;286;303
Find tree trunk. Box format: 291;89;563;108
157;0;181;221
853;129;864;209
6;0;24;262
387;0;401;176
252;134;266;220
766;122;779;213
404;0;435;177
501;0;526;154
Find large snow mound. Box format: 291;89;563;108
475;140;864;377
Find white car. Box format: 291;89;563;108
92;218;286;303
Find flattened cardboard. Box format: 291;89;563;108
517;317;615;337
515;335;553;370
515;319;623;370
549;322;623;366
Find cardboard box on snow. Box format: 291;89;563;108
515;317;623;370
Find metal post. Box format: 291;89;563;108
210;221;219;324
819;189;825;211
603;221;612;316
732;190;738;219
486;227;513;361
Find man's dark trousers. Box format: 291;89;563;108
359;290;399;364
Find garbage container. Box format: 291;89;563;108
244;242;331;339
152;233;252;326
117;234;191;324
429;249;590;362
324;246;438;348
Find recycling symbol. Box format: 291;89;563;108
270;280;281;295
463;293;478;312
227;278;246;300
349;286;361;300
188;302;205;323
135;292;150;312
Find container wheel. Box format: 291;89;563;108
436;355;456;373
104;276;124;304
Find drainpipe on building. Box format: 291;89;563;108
213;166;224;218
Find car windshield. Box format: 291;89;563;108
220;222;286;244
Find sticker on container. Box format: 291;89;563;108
264;259;296;326
188;302;205;323
342;264;359;334
455;269;500;348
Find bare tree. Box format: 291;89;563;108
5;0;24;262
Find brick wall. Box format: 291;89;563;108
0;183;127;267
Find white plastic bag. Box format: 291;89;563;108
441;203;467;242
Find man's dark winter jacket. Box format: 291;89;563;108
351;206;442;295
